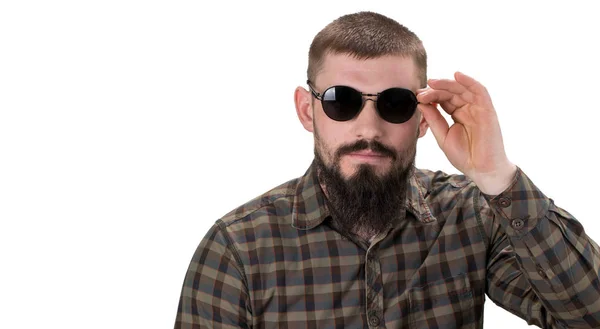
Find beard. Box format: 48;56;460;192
314;132;417;240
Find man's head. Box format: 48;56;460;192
294;12;429;238
308;11;428;90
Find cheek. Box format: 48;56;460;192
315;125;352;167
388;121;420;146
315;118;347;148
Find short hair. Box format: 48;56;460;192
308;11;427;88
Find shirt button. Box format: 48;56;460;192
511;218;524;229
498;197;512;207
369;315;380;327
537;267;547;278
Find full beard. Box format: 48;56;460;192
314;137;416;240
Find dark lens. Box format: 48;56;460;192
321;86;363;121
377;88;418;124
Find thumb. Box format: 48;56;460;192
418;103;449;149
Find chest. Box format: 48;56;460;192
244;216;488;328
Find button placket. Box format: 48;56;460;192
368;312;380;327
365;243;383;328
498;196;512;207
511;218;524;229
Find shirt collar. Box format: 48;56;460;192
291;160;436;230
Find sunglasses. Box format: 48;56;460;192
307;80;420;124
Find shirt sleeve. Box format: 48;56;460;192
481;167;600;328
174;222;252;329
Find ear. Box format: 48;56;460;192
294;86;314;132
417;109;429;138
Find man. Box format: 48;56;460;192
174;11;600;328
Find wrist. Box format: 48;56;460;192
471;162;518;196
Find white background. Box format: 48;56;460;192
1;0;599;328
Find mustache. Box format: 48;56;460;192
335;140;397;161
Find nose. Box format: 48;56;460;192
352;97;384;140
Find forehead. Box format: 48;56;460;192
316;53;420;93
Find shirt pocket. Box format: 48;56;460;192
408;272;476;329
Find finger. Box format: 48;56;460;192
417;89;452;103
427;78;475;103
417;89;464;113
416;87;430;95
437;100;458;115
428;78;467;94
418;103;449;149
454;71;488;96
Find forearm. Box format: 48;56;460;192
484;167;600;328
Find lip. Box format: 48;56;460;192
346;151;388;164
348;151;386;157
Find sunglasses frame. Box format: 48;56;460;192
306;80;420;124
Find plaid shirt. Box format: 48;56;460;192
174;160;600;328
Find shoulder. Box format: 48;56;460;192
412;167;484;218
413;167;493;237
217;175;301;228
413;167;475;194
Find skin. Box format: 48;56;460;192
295;52;517;196
294;53;429;180
417;73;517;195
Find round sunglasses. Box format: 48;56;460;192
307;80;420;124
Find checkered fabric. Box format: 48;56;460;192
175;160;600;328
